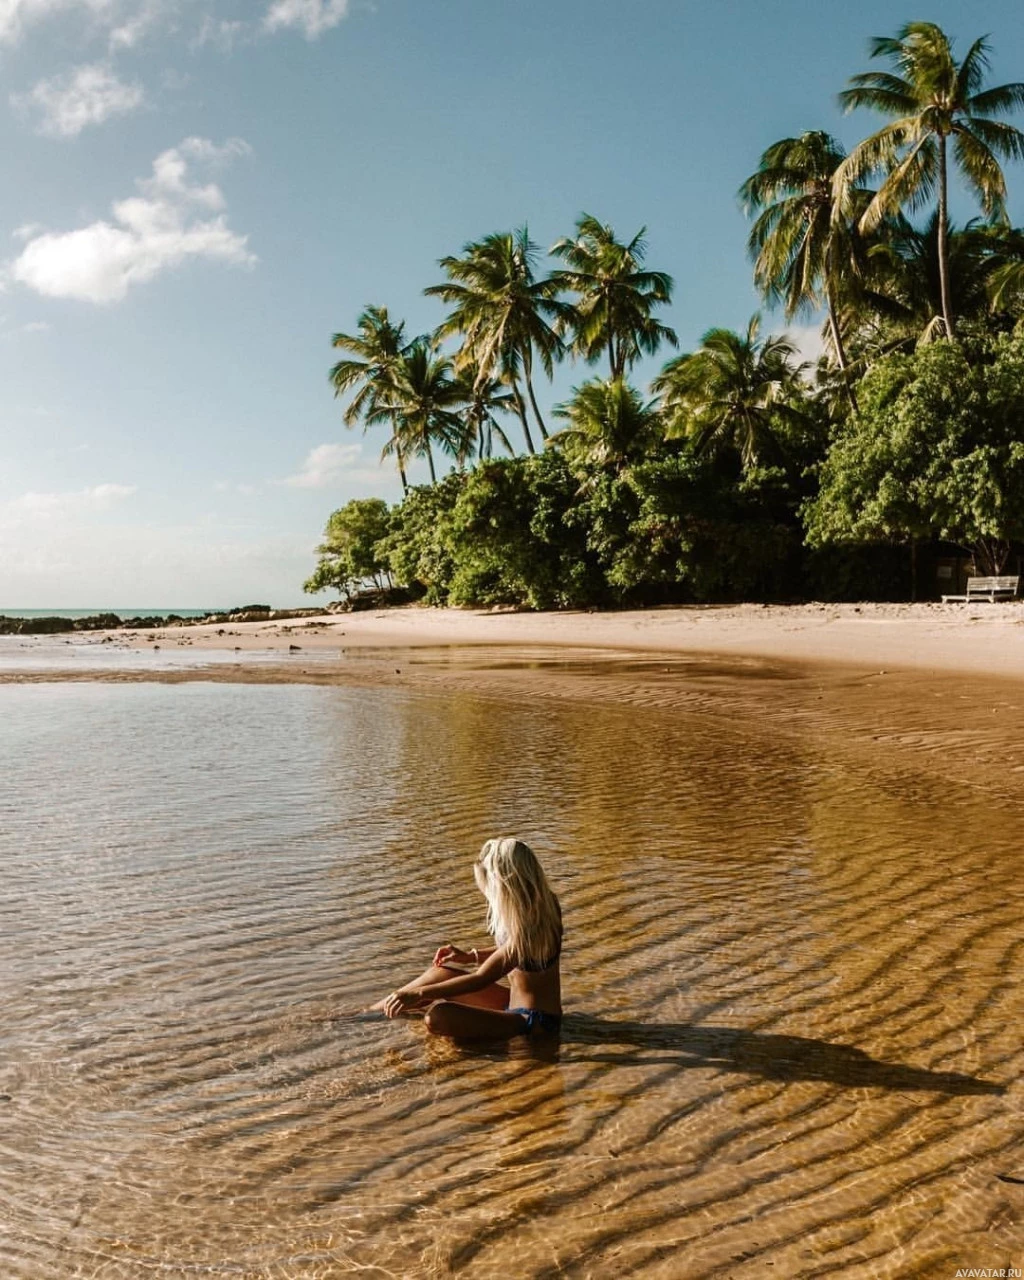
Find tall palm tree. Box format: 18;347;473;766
552;378;661;472
367;342;466;485
329;304;415;491
835;22;1024;337
549;214;677;379
425;227;568;454
653;316;808;467
740;131;871;388
451;365;517;462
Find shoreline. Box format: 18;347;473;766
61;599;1024;684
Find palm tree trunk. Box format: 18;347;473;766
521;346;549;440
525;375;549;441
426;444;437;485
826;285;858;414
937;135;955;338
511;384;536;454
397;449;409;494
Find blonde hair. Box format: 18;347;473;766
475;838;561;970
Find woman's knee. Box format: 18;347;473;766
424;1001;458;1037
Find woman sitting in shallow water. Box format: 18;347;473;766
378;838;562;1039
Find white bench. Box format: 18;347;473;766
942;575;1021;603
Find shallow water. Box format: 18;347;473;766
1;667;1021;1278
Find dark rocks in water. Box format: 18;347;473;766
288;644;301;651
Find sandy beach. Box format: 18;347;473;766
86;600;1024;683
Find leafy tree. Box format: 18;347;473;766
836;22;1024;337
740;131;869;384
426;228;568;453
805;333;1024;573
368;341;467;484
303;498;393;599
380;474;465;603
552;378;662;473
329;305;416;491
653;316;809;467
549;214;677;378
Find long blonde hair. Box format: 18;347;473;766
475;838;561;970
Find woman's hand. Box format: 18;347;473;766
433;944;474;967
382;990;424;1019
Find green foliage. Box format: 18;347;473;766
303;498;393;598
378;475;464;604
805;332;1024;571
313;25;1024;609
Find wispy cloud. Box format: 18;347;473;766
1;483;137;522
264;0;349;40
2;0;350;48
283;442;364;488
0;0;168;46
11;62;145;137
9;136;255;303
191;14;245;52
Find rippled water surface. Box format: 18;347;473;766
1;666;1022;1279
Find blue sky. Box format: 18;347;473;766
2;0;1023;607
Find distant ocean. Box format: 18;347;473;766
0;608;222;619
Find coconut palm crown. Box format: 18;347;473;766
835;22;1024;337
425;227;569;454
550;214;678;379
740;131;873;380
653;316;808;467
552;378;662;472
366;342;467;486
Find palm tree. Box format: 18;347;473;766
653;316;808;467
740;132;871;393
835;22;1024;338
552;378;661;472
329;304;415;491
550;214;677;378
984;227;1024;314
367;342;466;485
452;366;517;462
858;213;997;344
425;227;568;454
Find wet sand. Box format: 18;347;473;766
76;599;1024;683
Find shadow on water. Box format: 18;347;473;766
461;1015;1006;1095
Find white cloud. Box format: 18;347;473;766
264;0;348;39
213;480;259;495
785;322;827;368
10;137;255;304
283;442;363;488
0;0;133;45
2;483;136;522
12;62;144;137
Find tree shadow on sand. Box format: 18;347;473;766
540;1015;1007;1095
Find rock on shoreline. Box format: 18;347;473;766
0;606;326;636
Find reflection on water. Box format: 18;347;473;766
0;669;1021;1278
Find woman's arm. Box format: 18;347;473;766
433;943;497;967
384;949;512;1016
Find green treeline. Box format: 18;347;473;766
307;22;1024;608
